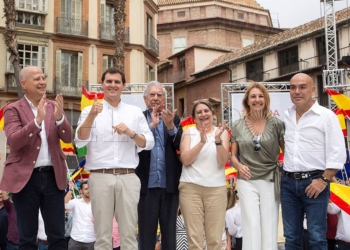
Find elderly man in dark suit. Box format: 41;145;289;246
0;66;73;249
136;81;183;250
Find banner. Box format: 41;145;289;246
230;92;293;123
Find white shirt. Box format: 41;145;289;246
25;96;64;168
225;202;242;238
180;127;226;187
327;202;350;242
65;198;95;243
38;210;47;241
284;101;346;172
75;100;154;170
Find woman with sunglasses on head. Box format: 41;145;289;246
179;99;230;250
230;82;285;250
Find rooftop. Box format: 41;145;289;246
158;0;265;10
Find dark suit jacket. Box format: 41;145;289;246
136;111;183;194
0;98;73;193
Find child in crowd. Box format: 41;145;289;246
225;187;242;250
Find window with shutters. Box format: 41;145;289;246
55;50;83;96
278;46;299;75
15;0;47;29
246;58;263;82
100;0;116;40
6;43;47;91
17;0;47;12
58;0;87;36
102;55;114;73
6;44;47;73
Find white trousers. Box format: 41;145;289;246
237;179;279;250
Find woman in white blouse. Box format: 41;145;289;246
179;100;230;250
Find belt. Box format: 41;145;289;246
337;240;350;246
37;239;48;244
284;170;324;180
34;166;53;172
90;168;135;175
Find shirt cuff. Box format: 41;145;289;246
34;118;42;129
56;116;65;126
167;126;177;136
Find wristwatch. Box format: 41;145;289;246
130;131;138;139
215;140;222;146
320;175;330;184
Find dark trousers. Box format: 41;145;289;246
138;188;178;250
12;168;66;250
335;241;350;250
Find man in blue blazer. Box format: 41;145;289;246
136;81;183;250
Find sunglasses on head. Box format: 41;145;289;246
252;136;261;152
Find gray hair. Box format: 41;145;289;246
143;81;167;97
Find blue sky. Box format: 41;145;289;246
256;0;350;28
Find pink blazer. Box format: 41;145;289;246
0;98;74;193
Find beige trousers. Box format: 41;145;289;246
89;172;140;250
179;182;227;250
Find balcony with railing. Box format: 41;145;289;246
99;24;130;43
145;34;159;56
55;78;88;97
234;46;350;82
56;17;88;36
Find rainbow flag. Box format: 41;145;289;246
60;140;76;154
81;86;104;111
69;159;90;180
330;183;350;215
0;103;10;130
325;88;350;117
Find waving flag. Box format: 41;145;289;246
325;88;350;117
60;140;76;154
180;116;196;130
333;108;347;136
0;103;10;130
81;86;104;111
330;183;350;215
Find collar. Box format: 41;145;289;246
24;95;36;109
103;99;124;109
289;100;321;116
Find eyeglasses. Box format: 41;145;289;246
252;136;261;152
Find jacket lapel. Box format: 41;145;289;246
19;98;35;123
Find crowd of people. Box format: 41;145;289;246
0;65;349;250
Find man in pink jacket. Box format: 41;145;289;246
0;66;73;249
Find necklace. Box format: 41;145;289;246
296;109;302;117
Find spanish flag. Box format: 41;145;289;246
330;183;350;215
334;108;347;136
180;116;196;130
81;86;104;111
0;103;10;130
325;88;350;117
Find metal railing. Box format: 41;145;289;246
56;17;88;36
55;78;88;97
99;24;130;43
235;46;350;82
145;34;159;56
6;74;17;92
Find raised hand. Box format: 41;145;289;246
150;105;160;128
54;93;64;121
36;94;47;126
215;120;227;141
89;94;103;117
161;108;177;130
